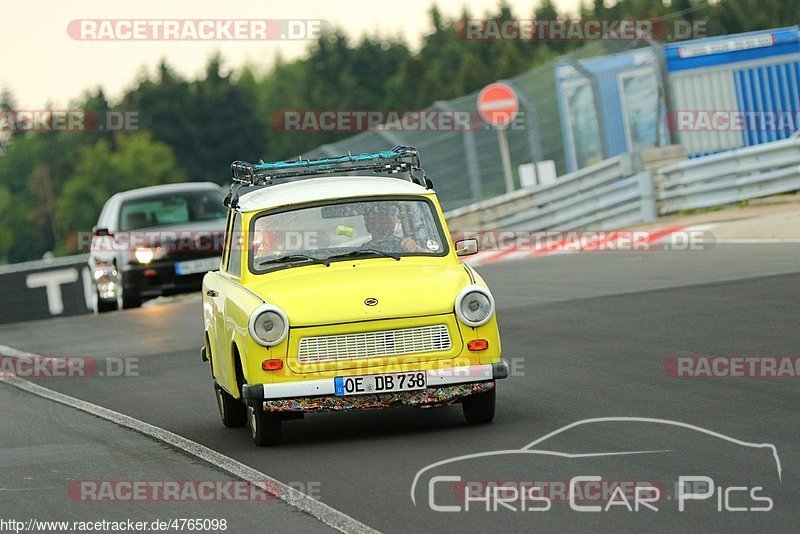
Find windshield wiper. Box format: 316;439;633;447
258;254;330;267
327;248;401;262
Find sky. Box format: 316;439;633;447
4;0;582;109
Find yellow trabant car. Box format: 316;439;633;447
202;147;508;445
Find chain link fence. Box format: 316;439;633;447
303;39;656;211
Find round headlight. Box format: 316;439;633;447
455;286;495;327
248;305;289;347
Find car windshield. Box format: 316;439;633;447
119;190;226;230
250;198;447;272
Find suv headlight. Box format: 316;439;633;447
132;246;167;264
248;304;289;347
454;285;495;327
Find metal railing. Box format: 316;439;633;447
655;136;800;214
444;135;800;233
444;154;657;231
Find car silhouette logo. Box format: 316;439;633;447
364;297;379;306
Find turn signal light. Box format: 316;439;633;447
467;339;489;351
261;359;284;371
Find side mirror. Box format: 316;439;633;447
455;238;478;257
93;227;111;237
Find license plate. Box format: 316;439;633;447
174;257;220;276
334;371;427;396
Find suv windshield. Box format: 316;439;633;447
119;191;226;230
250;198;447;272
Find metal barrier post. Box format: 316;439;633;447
637;171;658;221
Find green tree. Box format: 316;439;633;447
711;0;799;35
0;186;14;261
55;131;185;250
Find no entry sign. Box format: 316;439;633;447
477;82;520;127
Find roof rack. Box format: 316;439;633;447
224;146;433;208
231;145;425;186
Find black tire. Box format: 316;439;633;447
115;270;141;310
248;405;282;446
462;386;496;424
215;383;247;428
93;288;118;313
204;336;216;379
120;288;142;309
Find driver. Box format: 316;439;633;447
362;204;426;253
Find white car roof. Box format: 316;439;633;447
236;175;432;212
109;182;222;201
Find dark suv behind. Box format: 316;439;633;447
89;182;227;312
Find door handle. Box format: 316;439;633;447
206;290;218;297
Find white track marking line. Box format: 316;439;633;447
0;347;380;534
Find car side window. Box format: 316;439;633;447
225;212;242;278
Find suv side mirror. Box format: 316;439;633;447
455;238;478;257
93;227;111;237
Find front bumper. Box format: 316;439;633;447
122;263;208;298
242;360;509;413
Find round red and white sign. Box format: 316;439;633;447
477;82;519;127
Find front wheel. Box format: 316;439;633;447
118;280;141;309
248;405;282;446
462;386;496;424
215;383;247;428
92;287;118;313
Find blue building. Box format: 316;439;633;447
664;25;800;157
556;48;663;172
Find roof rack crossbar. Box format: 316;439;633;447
231;145;421;186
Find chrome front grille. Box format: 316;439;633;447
297;324;452;363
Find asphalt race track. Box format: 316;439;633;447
1;244;799;533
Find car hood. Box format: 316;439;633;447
248;259;472;327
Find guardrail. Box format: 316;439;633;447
0;255;91;325
656;136;800;214
444;154;658;231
